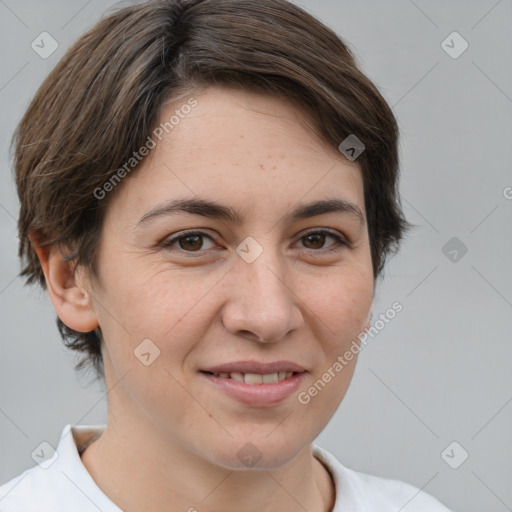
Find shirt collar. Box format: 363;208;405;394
55;424;122;511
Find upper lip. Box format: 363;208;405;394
201;360;307;374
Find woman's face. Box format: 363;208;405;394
87;86;374;469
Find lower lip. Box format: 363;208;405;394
200;372;307;406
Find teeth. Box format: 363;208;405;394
262;373;279;384
211;371;295;384
244;373;263;385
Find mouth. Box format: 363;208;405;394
199;361;307;406
200;370;298;385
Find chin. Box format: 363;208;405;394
207;433;309;471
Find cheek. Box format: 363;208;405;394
292;262;372;421
309;262;373;345
97;263;223;363
295;342;360;444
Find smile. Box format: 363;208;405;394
199;363;307;406
202;371;295;384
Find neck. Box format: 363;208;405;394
80;413;334;512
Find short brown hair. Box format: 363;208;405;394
12;0;412;379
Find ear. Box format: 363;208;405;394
29;233;99;333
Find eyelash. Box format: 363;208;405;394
160;229;348;255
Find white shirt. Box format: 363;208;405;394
0;424;452;511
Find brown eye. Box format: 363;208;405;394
178;235;203;251
297;230;347;251
161;231;216;252
302;233;326;249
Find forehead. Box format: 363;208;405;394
105;86;365;224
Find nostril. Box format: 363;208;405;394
238;330;265;342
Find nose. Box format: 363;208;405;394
221;246;304;343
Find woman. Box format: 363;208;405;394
0;0;452;510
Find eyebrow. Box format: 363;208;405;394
137;197;365;227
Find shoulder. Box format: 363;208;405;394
313;444;453;512
0;464;65;510
0;424;118;512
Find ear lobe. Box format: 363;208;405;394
29;233;99;333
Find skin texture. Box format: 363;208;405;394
34;86;374;512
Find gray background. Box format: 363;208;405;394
0;1;511;510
